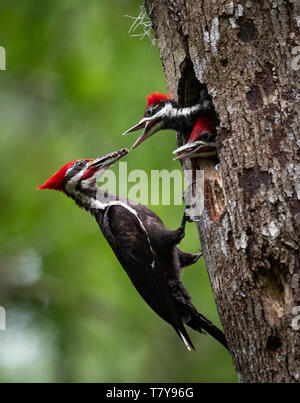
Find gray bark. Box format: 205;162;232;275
145;0;300;383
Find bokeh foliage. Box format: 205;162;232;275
0;0;237;382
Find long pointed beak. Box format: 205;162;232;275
122;118;148;135
90;148;129;168
122;115;163;150
173;142;197;155
130;120;164;150
130;123;151;150
173;141;216;160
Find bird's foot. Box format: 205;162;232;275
194;251;203;263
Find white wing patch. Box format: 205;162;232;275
109;201;156;257
68;188;156;261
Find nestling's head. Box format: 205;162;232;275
172;117;217;160
37;148;129;194
123;92;174;149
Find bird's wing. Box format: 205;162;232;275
99;203;183;328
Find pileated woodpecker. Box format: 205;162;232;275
123;92;217;160
37;148;228;351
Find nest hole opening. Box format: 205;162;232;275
177;58;220;166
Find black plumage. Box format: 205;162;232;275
95;199;228;351
38;152;228;351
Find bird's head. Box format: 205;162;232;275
37;148;128;193
123;92;174;149
172;117;217;160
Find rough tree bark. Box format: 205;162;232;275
144;0;300;383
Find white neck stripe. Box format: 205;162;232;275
72;191;156;256
153;103;202;120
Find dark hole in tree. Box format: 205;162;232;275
178;58;219;128
177;58;220;166
266;333;282;352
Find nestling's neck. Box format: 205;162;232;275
163;103;203;132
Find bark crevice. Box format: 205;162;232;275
145;0;300;383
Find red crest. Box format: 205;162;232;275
37;159;93;191
189;117;216;142
144;92;172;114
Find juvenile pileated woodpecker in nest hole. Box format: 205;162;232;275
123;92;218;160
37;148;228;351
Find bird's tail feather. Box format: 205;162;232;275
187;313;228;350
174;326;195;351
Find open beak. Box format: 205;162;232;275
173;141;216;160
122;117;148;135
89;148;129;169
123;118;163;150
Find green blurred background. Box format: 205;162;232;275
0;0;236;382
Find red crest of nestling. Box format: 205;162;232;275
37;159;93;191
189;117;216;142
144;92;172;114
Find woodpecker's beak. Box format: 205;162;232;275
89;148;129;169
122;118;148;135
173;141;217;160
123;118;163;150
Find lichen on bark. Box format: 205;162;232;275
145;0;300;383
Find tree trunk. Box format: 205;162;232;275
145;0;300;383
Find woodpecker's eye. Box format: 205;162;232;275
201;132;209;141
75;160;86;169
145;107;153;117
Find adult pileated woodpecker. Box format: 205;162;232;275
123;92;217;160
37;148;228;351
